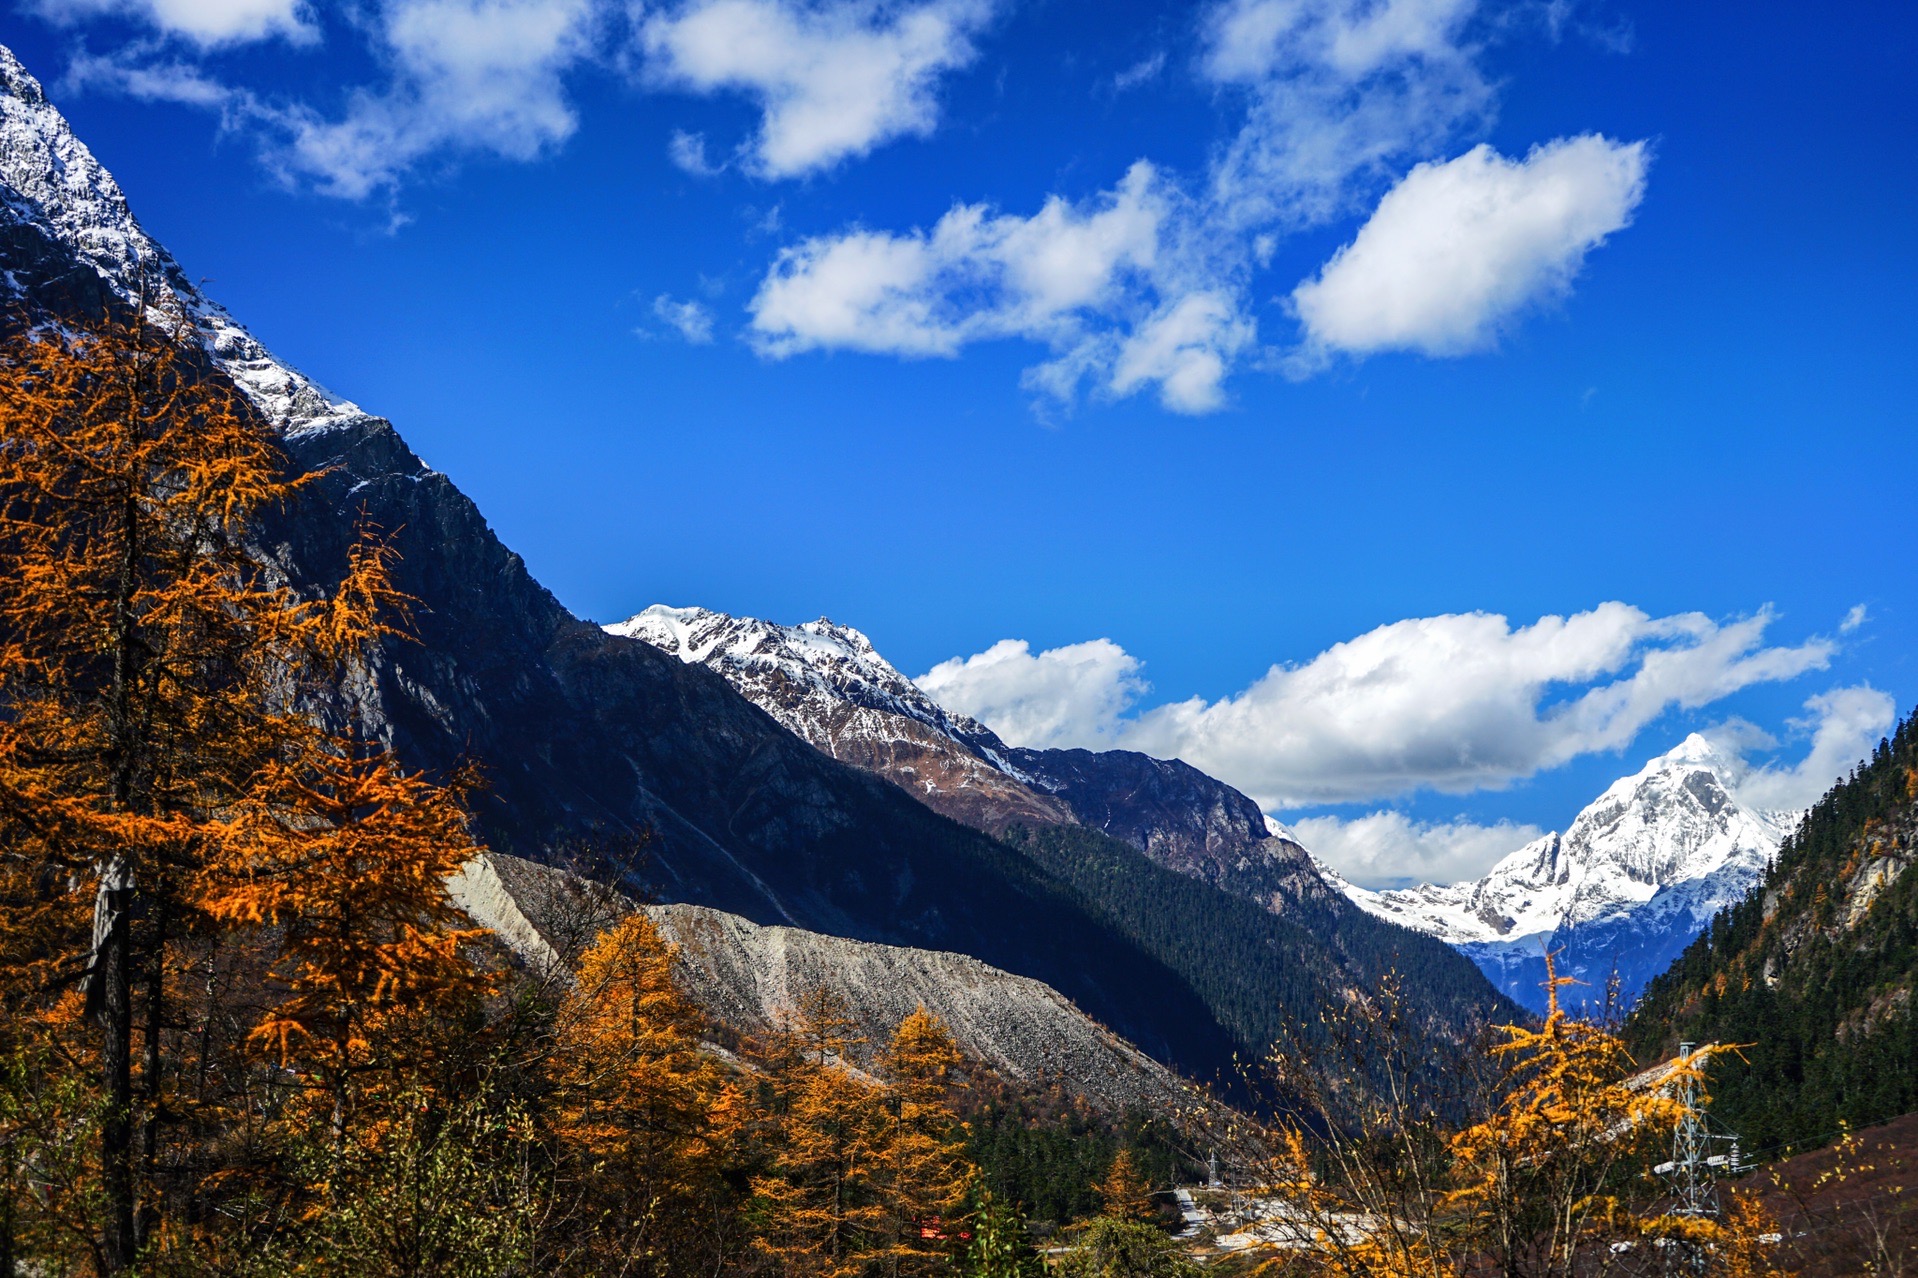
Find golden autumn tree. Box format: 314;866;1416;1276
751;989;893;1277
0;307;492;1270
1229;958;1790;1277
1094;1148;1155;1224
203;740;491;1145
1441;963;1697;1274
875;1007;973;1277
545;910;739;1276
0;306;321;1270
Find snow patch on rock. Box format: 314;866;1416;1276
0;45;366;436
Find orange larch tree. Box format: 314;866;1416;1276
0;307;490;1270
544;909;738;1276
750;989;893;1278
1093;1147;1154;1224
875;1008;973;1277
0;306;317;1270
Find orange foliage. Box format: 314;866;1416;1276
545;911;739;1274
0;310;488;1267
1095;1147;1154;1223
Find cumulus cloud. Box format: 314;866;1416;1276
916;638;1146;749
651;294;716;343
1201;0;1494;231
1123;605;1835;807
638;0;995;178
1291;135;1648;359
743;0;1649;409
748;162;1254;411
1840;603;1869;634
33;0;315;46
264;0;600;199
919;604;1841;809
1715;685;1897;814
1291;811;1546;888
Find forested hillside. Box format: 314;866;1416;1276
1627;709;1918;1153
1002;824;1518;1057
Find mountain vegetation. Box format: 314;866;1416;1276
1000;824;1515;1058
1626;710;1918;1157
1211;963;1789;1276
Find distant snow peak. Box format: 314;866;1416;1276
607;604;1004;759
1323;734;1798;1013
0;44;365;436
609;603;1325;910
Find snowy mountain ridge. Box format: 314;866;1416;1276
610;605;1029;777
1325;734;1799;1012
609;604;1336;913
0;45;364;435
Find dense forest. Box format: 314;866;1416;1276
1627;710;1918;1156
1000;824;1516;1060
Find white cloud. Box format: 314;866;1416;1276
1125;605;1834;806
33;0;315;46
1840;603;1869;634
916;638;1146;749
1291;811;1546;888
1201;0;1494;231
263;0;599;199
1108;291;1256;413
64;0;600;200
1716;685;1897;814
739;0;1647;409
651;293;716;342
748;162;1251;411
921;604;1841;809
668;128;723;175
638;0;995;178
1111;50;1165;92
64;49;242;107
1291;135;1648;358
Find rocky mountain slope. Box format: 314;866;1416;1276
613;605;1521;1052
455;853;1207;1119
610;607;1075;832
1327;736;1795;1013
613;605;1328;913
1627;712;1918;1155
0;42;1253;1081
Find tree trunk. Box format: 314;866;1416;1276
90;854;136;1272
1;1133;16;1278
135;895;166;1252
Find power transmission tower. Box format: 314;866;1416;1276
1653;1042;1745;1274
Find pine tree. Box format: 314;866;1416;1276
959;1184;1040;1278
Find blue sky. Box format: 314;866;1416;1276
5;0;1914;886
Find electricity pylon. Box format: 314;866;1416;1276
1652;1042;1745;1274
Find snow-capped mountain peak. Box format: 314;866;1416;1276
610;604;1334;912
1321;734;1799;1012
607;605;1006;759
0;45;364;436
